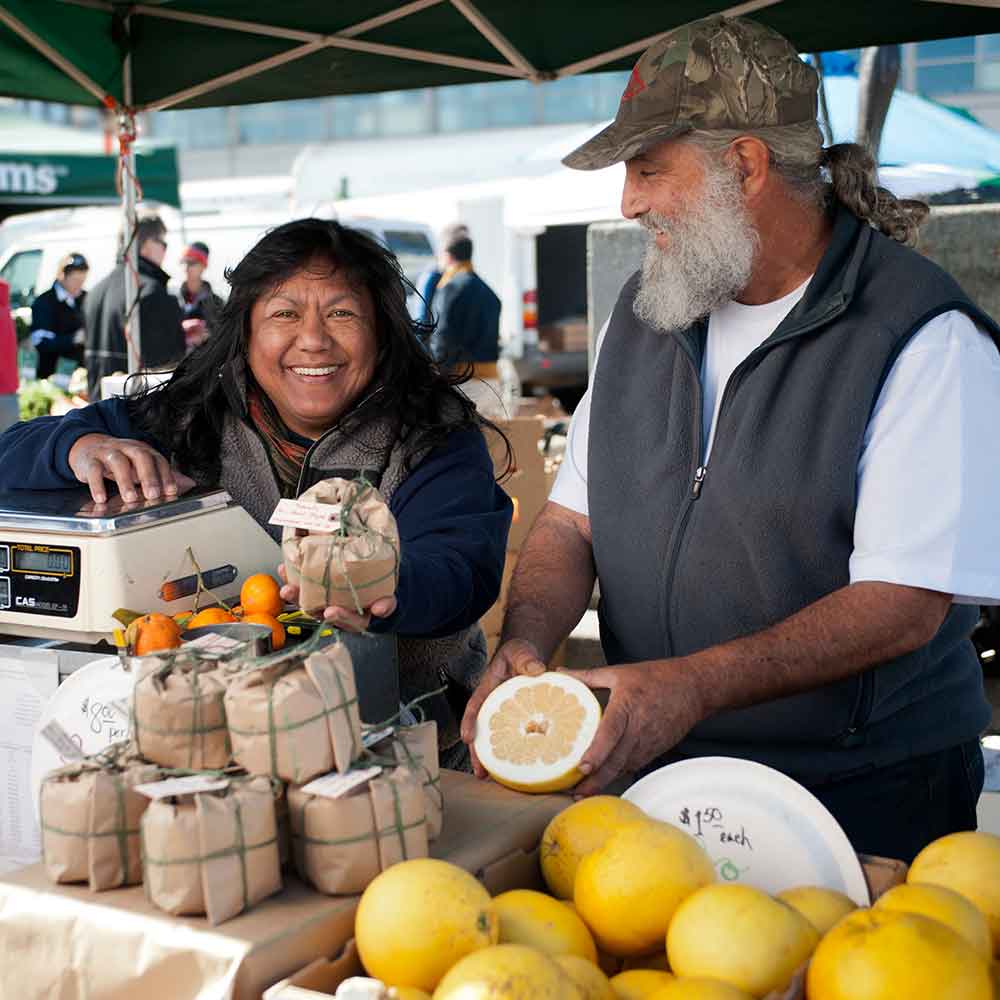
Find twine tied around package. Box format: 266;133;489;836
225;627;362;776
362;686;445;811
140;782;279;912
291;768;425;862
39;741;148;885
132;652;231;768
283;477;400;615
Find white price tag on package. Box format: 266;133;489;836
182;632;245;655
134;775;230;800
269;499;343;532
40;719;85;761
301;766;382;800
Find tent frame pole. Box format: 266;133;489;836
121;14;141;377
0;4;108;102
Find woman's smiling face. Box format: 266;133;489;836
247;259;378;439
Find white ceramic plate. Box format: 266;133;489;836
30;656;134;821
623;756;870;905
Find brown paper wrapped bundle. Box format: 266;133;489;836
386;721;443;841
224;641;362;784
288;766;427;895
39;742;161;891
141;775;282;925
281;478;399;614
132;653;230;770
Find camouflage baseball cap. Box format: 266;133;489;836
563;15;818;171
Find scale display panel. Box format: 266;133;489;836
0;543;81;617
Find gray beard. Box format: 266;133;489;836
633;160;759;333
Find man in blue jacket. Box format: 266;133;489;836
426;223;501;375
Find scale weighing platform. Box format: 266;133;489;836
0;486;282;646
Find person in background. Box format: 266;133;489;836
0;279;18;432
84;213;185;400
29;253;89;381
177;241;224;351
425;223;504;418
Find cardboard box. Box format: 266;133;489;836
265;849;907;999
487;416;548;552
0;772;567;1000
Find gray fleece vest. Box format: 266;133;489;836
590;206;999;784
216;365;484;750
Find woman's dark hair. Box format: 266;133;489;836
126;218;511;484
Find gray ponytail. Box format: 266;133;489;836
686;126;929;247
821;143;928;247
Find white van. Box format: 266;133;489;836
0;205;436;315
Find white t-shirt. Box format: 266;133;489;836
549;290;1000;606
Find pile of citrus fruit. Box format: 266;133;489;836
348;798;1000;1000
122;572;286;654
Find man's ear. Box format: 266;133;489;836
726;136;771;202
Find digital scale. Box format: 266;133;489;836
0;487;282;645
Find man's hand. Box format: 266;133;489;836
566;659;706;797
278;563;397;633
68;433;195;504
461;639;547;777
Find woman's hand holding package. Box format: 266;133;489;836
278;561;397;633
68;432;195;504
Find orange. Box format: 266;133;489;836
240;573;283;617
242;611;286;650
187;607;237;629
126;613;182;656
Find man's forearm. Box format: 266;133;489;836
683;581;952;720
501;502;596;662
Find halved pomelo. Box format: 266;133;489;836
474;672;601;793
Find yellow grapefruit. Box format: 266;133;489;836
908;831;1000;955
541;796;647;899
395;991;432;1000
874;882;992;960
494;888;597;962
806;908;991;1000
776;886;858;936
575;820;715;957
473;672;601;793
648;979;753;1000
355;858;497;992
432;943;575;1000
555;955;616;1000
666;884;818;996
608;970;674;999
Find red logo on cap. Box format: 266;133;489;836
621;67;647;102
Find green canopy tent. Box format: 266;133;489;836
1;0;999;371
0;146;179;215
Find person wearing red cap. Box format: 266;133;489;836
177;240;223;350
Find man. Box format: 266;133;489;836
85;214;185;399
176;241;224;350
462;15;1000;861
425;223;504;417
29;252;88;381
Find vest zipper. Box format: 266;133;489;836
660;348;705;656
293;385;385;496
659;296;849;655
692;466;707;497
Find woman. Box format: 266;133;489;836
0;219;513;765
30;252;89;382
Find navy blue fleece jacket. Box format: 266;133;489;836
0;400;511;639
